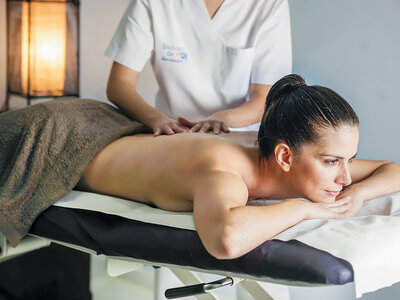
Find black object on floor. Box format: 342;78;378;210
0;243;91;300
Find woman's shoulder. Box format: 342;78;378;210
192;134;255;175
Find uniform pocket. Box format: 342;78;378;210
220;46;255;100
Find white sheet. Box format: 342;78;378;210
54;191;195;230
54;191;400;297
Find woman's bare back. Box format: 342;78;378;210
76;132;258;211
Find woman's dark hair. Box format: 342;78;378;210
258;74;359;159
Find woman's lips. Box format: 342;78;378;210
326;190;341;197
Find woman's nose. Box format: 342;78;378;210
335;164;352;186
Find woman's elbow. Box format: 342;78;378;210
390;162;400;169
380;161;400;174
206;227;243;260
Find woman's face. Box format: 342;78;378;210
290;125;359;203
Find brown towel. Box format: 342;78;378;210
0;98;151;246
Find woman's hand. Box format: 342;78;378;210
303;196;352;220
335;185;365;217
151;116;190;137
178;114;230;134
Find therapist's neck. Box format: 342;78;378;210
204;0;225;19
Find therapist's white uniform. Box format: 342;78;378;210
106;0;292;126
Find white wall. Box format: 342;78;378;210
79;0;128;102
289;0;400;163
79;0;157;105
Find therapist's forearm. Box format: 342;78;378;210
213;84;271;128
107;78;167;128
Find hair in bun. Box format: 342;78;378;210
258;74;359;159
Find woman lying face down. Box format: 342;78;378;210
77;74;400;259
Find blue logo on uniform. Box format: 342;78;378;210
161;43;188;63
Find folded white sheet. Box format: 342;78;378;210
271;193;400;297
54;191;195;230
54;191;400;297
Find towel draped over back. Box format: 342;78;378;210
0;98;150;246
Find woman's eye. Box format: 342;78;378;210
349;158;354;163
326;159;338;166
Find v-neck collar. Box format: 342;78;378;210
200;0;228;22
184;0;230;41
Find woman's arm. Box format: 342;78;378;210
337;160;400;216
107;62;189;136
193;170;351;259
350;159;400;200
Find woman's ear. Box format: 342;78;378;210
274;143;293;172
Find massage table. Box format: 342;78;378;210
2;191;400;299
1;100;399;299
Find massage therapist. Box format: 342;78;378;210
105;0;292;135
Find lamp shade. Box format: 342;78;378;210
7;0;79;98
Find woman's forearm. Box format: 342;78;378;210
355;162;400;202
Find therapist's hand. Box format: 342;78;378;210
151;116;190;137
178;114;230;134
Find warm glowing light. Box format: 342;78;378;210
7;0;78;104
20;2;67;96
38;43;63;62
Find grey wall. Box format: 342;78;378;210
289;0;400;163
